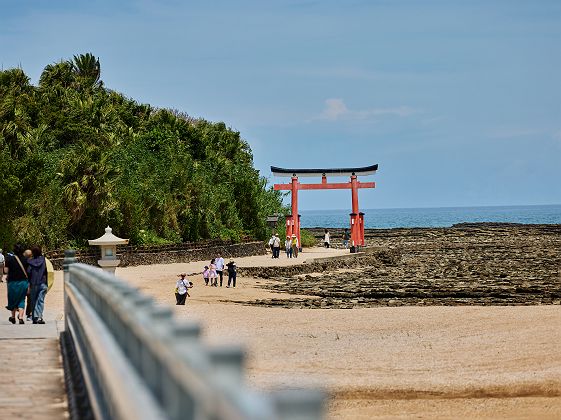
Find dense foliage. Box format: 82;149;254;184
0;54;284;249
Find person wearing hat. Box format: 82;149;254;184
285;236;292;258
291;234;299;258
226;259;237;288
272;233;281;258
174;273;192;305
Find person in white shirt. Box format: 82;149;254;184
268;234;275;258
175;273;192;305
208;259;218;287
285;236;292;258
0;249;5;282
323;229;330;248
215;254;225;287
272;234;281;258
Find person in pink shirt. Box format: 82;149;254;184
203;265;210;286
208;259;218;287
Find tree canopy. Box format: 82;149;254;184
0;54;283;249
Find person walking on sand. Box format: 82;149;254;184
215;254;225;287
273;233;281;258
324;229;330;248
291;234;299;258
4;244;29;324
175;273;192;305
285;236;292;258
209;259;218;287
268;233;275;258
226;259;237;288
342;228;350;249
27;245;48;324
203;265;210;286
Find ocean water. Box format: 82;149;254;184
300;204;561;229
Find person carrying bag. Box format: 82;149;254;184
5;244;29;324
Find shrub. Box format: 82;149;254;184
299;229;316;248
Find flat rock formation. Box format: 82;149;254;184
242;224;561;308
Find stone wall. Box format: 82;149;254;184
49;241;266;270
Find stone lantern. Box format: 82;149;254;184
88;226;129;274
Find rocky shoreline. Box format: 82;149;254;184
240;223;561;308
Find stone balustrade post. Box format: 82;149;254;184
63;250;77;331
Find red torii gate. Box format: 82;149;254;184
271;164;378;251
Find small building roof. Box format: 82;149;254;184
88;226;129;246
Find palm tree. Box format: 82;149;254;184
0;68;34;157
72;53;102;90
60;143;118;234
39;60;74;88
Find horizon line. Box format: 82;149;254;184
299;203;561;212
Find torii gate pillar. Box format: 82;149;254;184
291;176;300;244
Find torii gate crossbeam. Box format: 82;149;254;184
271;164;378;251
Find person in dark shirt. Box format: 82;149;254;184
342;228;350;249
4;244;29;324
23;248;33;320
27;245;48;324
226;259;237;288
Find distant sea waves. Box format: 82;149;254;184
299;204;561;229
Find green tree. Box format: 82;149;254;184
0;54;285;250
72;53;102;90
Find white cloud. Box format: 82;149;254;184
318;98;417;121
323;98;349;120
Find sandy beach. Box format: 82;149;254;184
115;246;561;418
5;245;560;418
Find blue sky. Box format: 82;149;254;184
2;0;560;210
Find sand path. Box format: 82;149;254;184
115;247;561;418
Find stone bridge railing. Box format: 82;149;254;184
61;251;325;420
